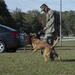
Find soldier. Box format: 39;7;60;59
40;4;59;61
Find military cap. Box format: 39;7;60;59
40;4;48;11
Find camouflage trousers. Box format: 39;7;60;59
47;36;58;60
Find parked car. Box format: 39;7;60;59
19;33;27;47
0;24;26;53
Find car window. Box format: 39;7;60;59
0;24;17;31
2;25;16;31
20;33;25;40
0;27;8;32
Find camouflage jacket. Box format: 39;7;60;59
45;9;55;37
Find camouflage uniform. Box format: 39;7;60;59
40;4;58;60
45;9;55;43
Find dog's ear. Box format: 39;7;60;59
31;33;37;39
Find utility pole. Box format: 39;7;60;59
60;0;62;46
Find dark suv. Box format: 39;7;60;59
0;24;22;53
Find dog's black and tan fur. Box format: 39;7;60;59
31;33;60;62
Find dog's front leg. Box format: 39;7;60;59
33;49;37;54
32;44;37;54
43;50;48;62
33;48;37;54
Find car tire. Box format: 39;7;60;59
6;48;17;53
0;41;6;53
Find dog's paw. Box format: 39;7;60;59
58;56;61;61
32;51;35;54
45;60;47;63
32;52;34;54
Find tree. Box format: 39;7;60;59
11;8;26;31
0;0;15;28
62;11;75;36
31;17;43;33
24;10;43;34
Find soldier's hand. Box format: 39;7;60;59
43;27;47;31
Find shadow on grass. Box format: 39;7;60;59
60;59;75;62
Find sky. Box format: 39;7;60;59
4;0;75;13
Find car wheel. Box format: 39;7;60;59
0;41;6;53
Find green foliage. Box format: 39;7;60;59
11;8;26;31
24;10;43;34
0;0;75;36
62;11;75;36
0;0;15;28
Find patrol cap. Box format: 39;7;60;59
40;4;48;11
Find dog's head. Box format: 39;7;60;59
31;33;37;39
31;31;44;39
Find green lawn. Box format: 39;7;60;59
0;41;75;75
57;40;75;46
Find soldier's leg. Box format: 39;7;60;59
47;36;55;61
53;49;61;60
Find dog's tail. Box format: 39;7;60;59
51;38;59;49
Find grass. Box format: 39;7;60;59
57;40;75;46
0;41;75;75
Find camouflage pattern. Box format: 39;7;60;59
45;9;55;38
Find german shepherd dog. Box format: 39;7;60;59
31;33;60;62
